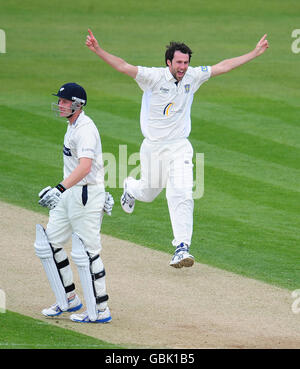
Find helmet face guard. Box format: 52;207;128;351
52;83;87;118
51;97;85;118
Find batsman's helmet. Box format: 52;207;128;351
52;82;87;118
53;82;87;106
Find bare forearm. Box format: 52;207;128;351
61;159;92;189
216;50;257;73
211;34;269;77
86;29;138;78
94;46;128;73
61;168;88;189
94;46;137;77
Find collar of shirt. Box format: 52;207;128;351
165;67;178;83
68;110;85;128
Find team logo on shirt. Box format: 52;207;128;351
184;84;190;93
163;102;173;116
201;66;208;72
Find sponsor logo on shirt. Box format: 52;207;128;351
160;87;170;93
201;66;208;72
82;148;95;154
63;145;72;156
163;102;173;116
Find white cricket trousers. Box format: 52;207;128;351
46;184;105;254
45;184;107;302
126;138;194;247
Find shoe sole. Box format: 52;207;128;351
170;257;194;269
42;303;82;317
71;316;112;323
68;303;83;313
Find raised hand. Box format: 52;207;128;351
86;29;100;53
255;34;269;56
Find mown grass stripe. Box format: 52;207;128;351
192;120;300;170
192;101;300;148
203;166;300;214
191;140;300;192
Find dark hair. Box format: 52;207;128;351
165;42;193;66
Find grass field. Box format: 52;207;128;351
0;0;300;348
0;311;124;349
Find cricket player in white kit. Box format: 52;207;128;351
86;30;269;268
35;82;114;323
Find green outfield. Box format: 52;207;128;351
0;0;300;349
0;311;124;349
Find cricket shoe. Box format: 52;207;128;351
169;243;194;268
70;307;112;323
120;180;135;214
42;294;82;317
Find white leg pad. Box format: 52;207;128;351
34;224;68;311
71;233;97;322
90;254;108;310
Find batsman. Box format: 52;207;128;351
34;82;114;323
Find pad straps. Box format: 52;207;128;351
87;253;109;304
52;247;75;293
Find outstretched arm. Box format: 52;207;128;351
86;29;138;79
211;34;269;77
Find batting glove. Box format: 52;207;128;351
38;184;66;210
103;192;114;216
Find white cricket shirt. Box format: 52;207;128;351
135;66;211;141
63;111;104;185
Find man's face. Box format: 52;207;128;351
167;51;190;81
58;98;73;117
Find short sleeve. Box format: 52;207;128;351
135;66;162;91
76;126;97;159
192;66;211;93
